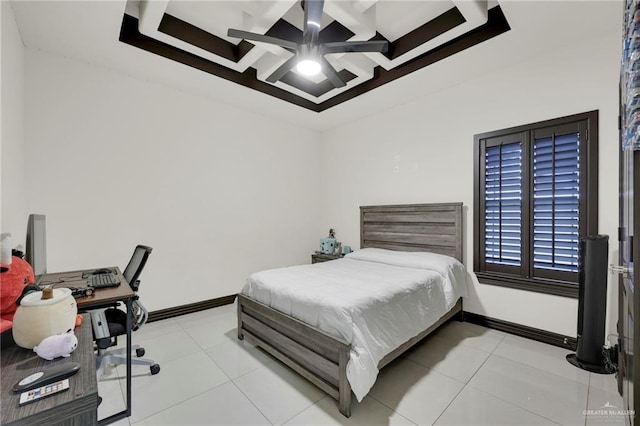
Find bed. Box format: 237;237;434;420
236;203;465;417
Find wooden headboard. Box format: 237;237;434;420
360;203;463;262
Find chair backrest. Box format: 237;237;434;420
123;245;152;292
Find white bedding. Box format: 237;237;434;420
239;248;467;401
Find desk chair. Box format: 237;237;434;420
91;245;160;377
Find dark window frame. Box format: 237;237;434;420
473;111;599;298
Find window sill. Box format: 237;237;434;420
474;272;579;299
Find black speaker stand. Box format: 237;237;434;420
566;353;611;374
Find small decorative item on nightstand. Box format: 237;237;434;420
320;228;337;254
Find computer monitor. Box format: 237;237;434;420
25;214;47;284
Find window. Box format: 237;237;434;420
473;111;598;298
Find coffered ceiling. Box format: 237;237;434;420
120;0;509;112
8;1;620;130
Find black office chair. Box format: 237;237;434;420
91;245;160;377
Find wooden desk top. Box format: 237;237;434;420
44;268;135;310
0;315;98;426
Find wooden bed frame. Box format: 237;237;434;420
237;203;464;417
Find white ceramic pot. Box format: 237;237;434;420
12;288;77;349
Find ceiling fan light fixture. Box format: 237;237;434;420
296;59;321;76
228;0;387;88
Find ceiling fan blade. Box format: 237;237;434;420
302;0;324;45
321;40;389;54
227;29;298;51
266;55;300;83
318;57;346;88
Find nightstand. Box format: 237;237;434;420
311;253;344;264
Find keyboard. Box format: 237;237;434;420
88;273;120;288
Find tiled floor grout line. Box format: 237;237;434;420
367;357;461;424
194;327;321;426
360;395;419;426
174;310;420;424
366;393;400;419
228;376;279;425
489;352;591;387
489;331;595;387
124;333;203;367
427;348;520;425
126;326;239;426
461;348;492;384
461;371;564;426
487;330;623;421
104;314;233;425
489;334;506;354
276;394;329;426
129;379;234;425
97;357;129;425
98;309;622;426
584;372;591;426
432;332;573;426
429;381;467;425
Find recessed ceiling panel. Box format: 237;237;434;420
119;0;510;112
375;1;454;41
165;2;247;41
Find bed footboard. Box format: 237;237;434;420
237;294;353;417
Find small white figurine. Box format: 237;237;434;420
33;331;78;360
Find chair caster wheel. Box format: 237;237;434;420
150;364;160;375
136;348;145;357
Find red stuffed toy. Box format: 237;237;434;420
0;256;35;333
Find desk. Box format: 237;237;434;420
0;315;98;425
44;268;134;311
45;267;135;425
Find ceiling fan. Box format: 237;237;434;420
227;0;388;88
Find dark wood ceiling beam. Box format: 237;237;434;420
317;6;511;112
158;14;253;62
119;6;511;112
386;7;466;60
119;14;318;110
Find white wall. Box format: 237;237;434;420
1;3;26;244
23;50;323;311
319;33;621;337
7;2;622;338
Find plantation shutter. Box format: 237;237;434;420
532;127;581;281
474;111;596;296
484;139;523;273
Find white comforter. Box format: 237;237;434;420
239;248;467;401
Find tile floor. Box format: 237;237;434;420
98;305;626;426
